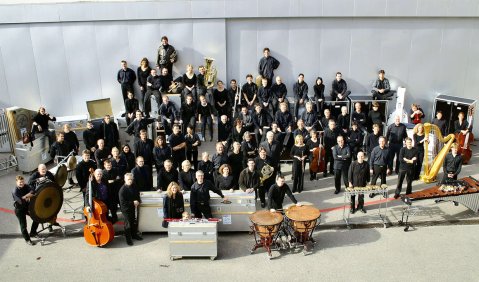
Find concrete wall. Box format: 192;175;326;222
0;0;478;132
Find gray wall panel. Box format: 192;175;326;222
323;0;354;17
386;0;418;17
298;0;323;17
446;0;478;17
225;0;258;18
191;0;225;18
354;0;387;17
417;0;448;17
0;47;10;108
160;20;194;78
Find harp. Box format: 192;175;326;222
420;123;455;183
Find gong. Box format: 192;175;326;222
29;181;63;223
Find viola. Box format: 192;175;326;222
83;168;114;247
310;133;326;173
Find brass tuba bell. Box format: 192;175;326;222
204;57;217;88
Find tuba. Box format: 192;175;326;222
260;163;274;186
421;123;455;183
204;57;217;89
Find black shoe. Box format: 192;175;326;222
360;208;367;213
310;176;314;181
126;240;134;246
133;235;143;241
323;172;327;177
260;202;266;208
26;240;36;246
210;137;213;142
394;194;400;199
29;232;39;238
369;193;376;198
334;190;340;194
350;208;356;214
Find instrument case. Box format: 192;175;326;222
168;220;218;260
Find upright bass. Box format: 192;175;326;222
455;110;474;164
83;168;114;247
310;131;326;174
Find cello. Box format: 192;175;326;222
455;111;474;164
310;131;326;174
83;168;115;247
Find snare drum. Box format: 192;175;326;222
250;210;283;239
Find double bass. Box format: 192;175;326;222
455;111;474;164
310;132;326;173
83;168;114;247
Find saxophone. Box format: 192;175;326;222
204;57;217;88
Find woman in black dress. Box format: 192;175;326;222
241;131;257;166
179;160;196;191
137;57;151;109
290;135;309;193
185;125;201;170
230;119;246;146
121;144;136;172
313;77;325;115
413;123;426;180
215;164;236;192
153;135;172;171
197;95;215;142
162;182;185;228
213;80;230;120
182;64;197;104
228;141;244;186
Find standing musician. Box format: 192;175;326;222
213;80;231;120
134;129;154;177
432;110;447;136
239;158;260;197
156;36;177;76
258;78;273;112
153;135;172;173
413;123;426;180
332;135;351;194
454;111;472;134
126;110;156;145
162;182;185;228
270;76;287;115
330;72;351;101
371;69;394;100
307;130;321;181
268;175;300;211
196;65;208;99
12;176;39;245
366;124;381;157
136;57;151;110
85;169;118;224
348;122;363;161
367;102;385;132
118;173;142;246
131;156;153;192
159;95;179;136
301;101;319;133
229;119;246;151
190;170;227;219
179;160;196;192
76;150;97;197
144;68;161;117
63;124;79;155
117;60;136;105
185;125;201;170
386;115;407;174
255;147;276;208
441;143;463;184
218;115;232;146
313;77;325;115
260;131;283;176
337;106;350;135
228;79;241;114
229;141;244;184
258;47;280;87
290;135;309;193
323;119;340;177
197;95;215;142
241;74;258;109
102;159;122;217
410;104;425;125
99;115;119;151
241;132;257;164
394;137;418;199
252;103;273;145
181;95;197;135
83;121;98;153
293;73;309;120
50;132;71;161
168;124;186;170
369;136;390;198
348;151;370;214
111;147;127;179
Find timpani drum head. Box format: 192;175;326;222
28;181;63;223
285;205;321;222
250;210;283;226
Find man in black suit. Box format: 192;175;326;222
131;156;152;191
260;131;283;175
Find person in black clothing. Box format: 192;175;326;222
441;143;463;184
169;124;186;169
337;106;350;135
137;58;151;110
239;159;260;197
351;102;367;133
185;125;201;170
99;115;119;151
162;182;185;228
431;111;447;136
228;79;241;115
413;123;426;180
121;144;136;172
125;92;140;125
83;121;98;153
12;176;38;245
181;94;197;135
197;95;215;141
275;102;293;134
323;119;340;177
332;135;351;194
126;110;156;146
181;64;197;103
252;103;272;145
386;115;407;174
270;76;287;115
213;80;230;120
76;150;97;197
229;141;245;185
348;122;363;161
313;77;325;115
394;138;418;199
348;151;370;214
236;106;254;133
291;135;309;193
255;147;276;207
241;134;257;166
94;139;110;170
179;160;196;191
196;65;208;99
102;159;122;217
32;106;56;137
369;136;390;186
131;156;152;191
50;132;71;161
320;108;334;131
260;131;283;176
156;36;177;77
293;73;309;120
366;123;381;157
293;119;308;142
85;169;118;223
190;170;227;219
157;159;178;191
242;74;258;110
159;95;179;136
367;102;385;132
258;47;280;87
63;124;79;156
257;78;273;113
301;102;319;133
307;130;321;181
134;128;154;170
330;72;351;101
119;173;142;245
215;164;236;192
229;119;246;149
159;67;174;95
371;69;395;100
117;60;136;104
144;68;162;117
110;147;127;179
454;112;472;135
198;152;214;183
267;175;299;211
212;142;229;180
218;115;232;145
28;164;55;190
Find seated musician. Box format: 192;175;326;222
432;110;447;136
32;106;56;137
409;103;425;125
119;173;142;245
212;142;229;181
239;158;260;196
441;143;462;184
144;68;162;117
76;150;97;197
313;77;325;116
257;78;273;112
126;110;156;145
229;141;244;183
320;108;334;131
351;102;367;133
241;74;258;110
94;139;111;170
274;102;293;134
217;115;232;146
131;156;153;192
337;106;350;135
366;102;385;132
185;125;201;171
293;119;308;140
330;72;351;101
28;164;55;189
301;101;319;133
50;132;71;162
158;67;174;95
293;73;309;120
216;164;236;192
394;137;418;199
348;151;370;214
85;169;118;223
162;182;185;228
12;175;39;245
348;122;363;161
190;170;227;219
252;103;272;145
454;111;472;135
179;160;196;192
365;123;381;157
241;133;256;166
157;159;179;192
236;105;254;133
307;130;321;181
270;76;287;115
181;95;197;134
198;152;214;183
197;94;215;142
159;95;179;136
83;121;98;153
124;91;139;126
181;64;197;104
267;175;301;212
265;122;283;143
371;69;395;100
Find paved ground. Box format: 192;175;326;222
1;143;479;281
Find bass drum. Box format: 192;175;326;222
29;180;63;223
50;164;67;188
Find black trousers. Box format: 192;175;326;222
144;90;161;116
371;165;387;185
256;186;267;204
293;98;306;119
121;207;138;243
351;194;364;209
415;150;424;180
192;202;212;219
371;90;395;100
15;207;39;241
182;116;196;135
388;143;402;173
325;148;334;174
186;150;199;171
395;168;414;196
200;115;213;140
121;83;134;105
292;160;305;193
334;166;349;192
171;151;185;171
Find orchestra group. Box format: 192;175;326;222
13;37;473;246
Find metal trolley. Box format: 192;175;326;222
343;185;389;229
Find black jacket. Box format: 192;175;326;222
293;81;309;101
117;68;136;85
238;168;260;191
190;180;224;207
131;165;152;191
179;169;196;191
75;160;97;189
50;141;71;159
119;184;141;212
332;145;351;170
267;183;297;210
83;128;98;151
134;139;155;164
99;122;119;149
348;161;370;187
126;118;155;137
157;168;179;191
258;56;280;80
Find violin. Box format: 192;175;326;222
310;132;326;173
83;168;114;247
455;113;474;164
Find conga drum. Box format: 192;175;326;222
249;210;283;258
285;205;320;253
29;180;64;224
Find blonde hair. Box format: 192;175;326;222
294;134;304;145
166;182;181;198
181;160;191;170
